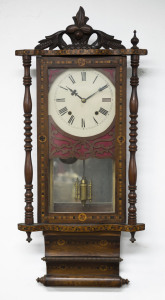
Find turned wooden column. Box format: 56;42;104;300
128;31;139;238
23;55;34;236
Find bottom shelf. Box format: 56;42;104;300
18;223;144;243
18;223;145;233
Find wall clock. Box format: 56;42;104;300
16;7;147;287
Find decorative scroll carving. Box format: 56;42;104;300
49;116;115;160
23;55;34;242
35;7;125;50
128;31;139;239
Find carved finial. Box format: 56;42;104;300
66;6;93;41
130;232;136;243
73;6;89;26
26;231;32;243
131;30;139;49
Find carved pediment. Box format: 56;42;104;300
35;7;125;50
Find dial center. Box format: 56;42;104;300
81;98;86;103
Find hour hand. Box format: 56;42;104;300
67;86;75;94
66;86;82;100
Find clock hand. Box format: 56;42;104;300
66;86;83;100
85;91;98;101
98;84;109;92
85;84;109;101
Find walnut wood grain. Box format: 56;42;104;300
36;231;129;287
23;55;34;230
36;275;129;287
128;31;139;230
37;55;126;225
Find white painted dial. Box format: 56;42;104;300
48;69;115;137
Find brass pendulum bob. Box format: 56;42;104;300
80;177;88;206
74;160;92;206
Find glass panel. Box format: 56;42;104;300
49;158;115;213
48;67;116;214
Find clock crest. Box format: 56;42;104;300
16;7;147;287
35;6;125;50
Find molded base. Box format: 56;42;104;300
36;231;129;288
37;275;129;287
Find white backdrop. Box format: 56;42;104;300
0;0;165;299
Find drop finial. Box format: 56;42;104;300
130;232;136;243
122;278;130;285
26;231;32;243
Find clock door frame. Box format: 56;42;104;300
37;55;127;224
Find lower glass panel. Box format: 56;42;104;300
49;158;115;213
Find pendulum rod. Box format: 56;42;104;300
83;159;85;178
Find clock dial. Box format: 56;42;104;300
49;69;115;137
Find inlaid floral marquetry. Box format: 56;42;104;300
78;213;87;222
39;135;47;143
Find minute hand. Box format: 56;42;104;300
85;84;109;101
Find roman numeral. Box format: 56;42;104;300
59;86;68;91
59;107;68;116
99;107;108;116
99;84;108;91
102;98;111;102
93;75;98;84
81;118;85;129
93;117;98;124
56;98;65;102
81;72;86;81
68;115;75;125
69;75;76;84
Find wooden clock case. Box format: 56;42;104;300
15;7;147;287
